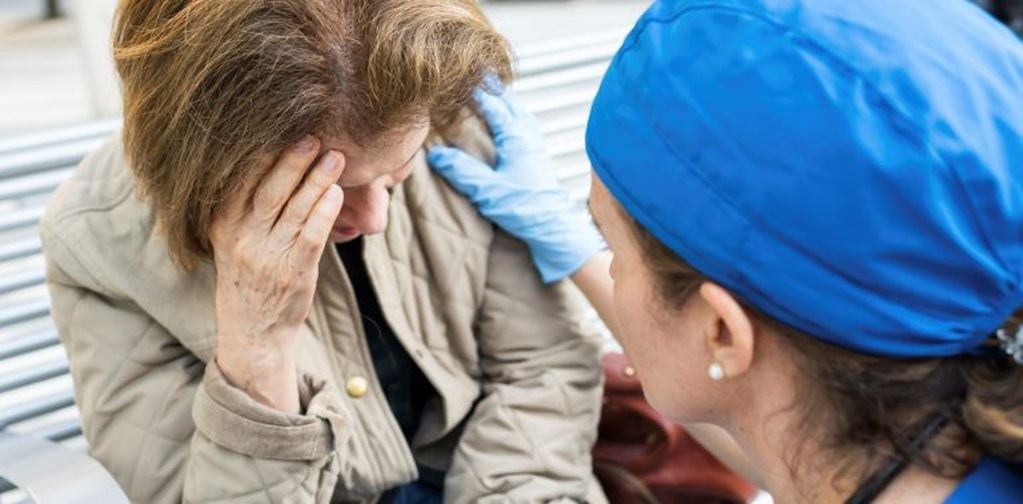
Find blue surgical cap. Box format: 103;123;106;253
586;0;1023;358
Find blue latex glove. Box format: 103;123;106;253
428;87;604;283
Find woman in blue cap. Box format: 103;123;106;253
429;0;1023;502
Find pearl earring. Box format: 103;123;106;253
708;362;726;381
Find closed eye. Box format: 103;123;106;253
341;149;420;190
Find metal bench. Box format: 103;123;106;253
0;30;624;502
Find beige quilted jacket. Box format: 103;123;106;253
40;122;607;503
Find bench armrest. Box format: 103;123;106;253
0;432;128;504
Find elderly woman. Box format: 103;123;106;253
430;0;1023;502
40;1;606;502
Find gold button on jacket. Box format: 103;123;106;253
346;376;369;398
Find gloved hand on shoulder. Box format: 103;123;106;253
428;86;604;283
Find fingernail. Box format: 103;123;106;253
298;135;318;152
327;184;342;202
482;73;504;92
321;151;339;171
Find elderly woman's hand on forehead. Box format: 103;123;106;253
208;136;344;413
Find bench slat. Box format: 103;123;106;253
0;389;75;428
526;89;596;116
0;269;46;296
0;140;106;181
0;120;119;157
0;237;42;263
517;42;619;77
515;29;626;59
0;168;74;200
0;358;68;394
515;61;608;94
0;205;45;234
27;417;83;443
0;299;50;330
0;328;60;361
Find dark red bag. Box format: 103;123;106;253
593;353;760;503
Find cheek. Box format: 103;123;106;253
612;270;701;420
611;273;668;375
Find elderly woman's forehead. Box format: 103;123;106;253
322;127;427;186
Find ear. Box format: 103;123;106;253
698;282;755;379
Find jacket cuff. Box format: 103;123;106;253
192;362;352;461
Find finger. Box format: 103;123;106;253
473;87;516;144
480;72;506;94
427;146;499;199
275;150;346;236
295;184;344;265
217;152;275;225
479;74;529;121
251;135;321;228
499;88;538;126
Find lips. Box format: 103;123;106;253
332;225;361;240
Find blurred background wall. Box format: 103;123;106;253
2;0;1019;139
0;0;650;138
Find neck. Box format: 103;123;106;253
721;391;960;503
723;400;841;503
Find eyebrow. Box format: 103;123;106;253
340;148;421;189
398;148;421;170
587;198;607;237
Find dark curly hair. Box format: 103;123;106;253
978;0;1023;35
622;207;1023;491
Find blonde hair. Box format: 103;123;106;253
114;0;512;269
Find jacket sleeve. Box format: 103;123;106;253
445;230;606;503
40;225;368;503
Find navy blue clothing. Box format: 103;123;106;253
389;481;444;504
336;239;444;500
946;457;1023;504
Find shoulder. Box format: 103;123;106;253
396;112;498;248
40;134;218;355
42;133;139;230
39;134;205;300
397;153;494;246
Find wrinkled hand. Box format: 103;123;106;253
428;87;604;283
209;136;344;412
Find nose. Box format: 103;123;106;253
340;184;391;236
